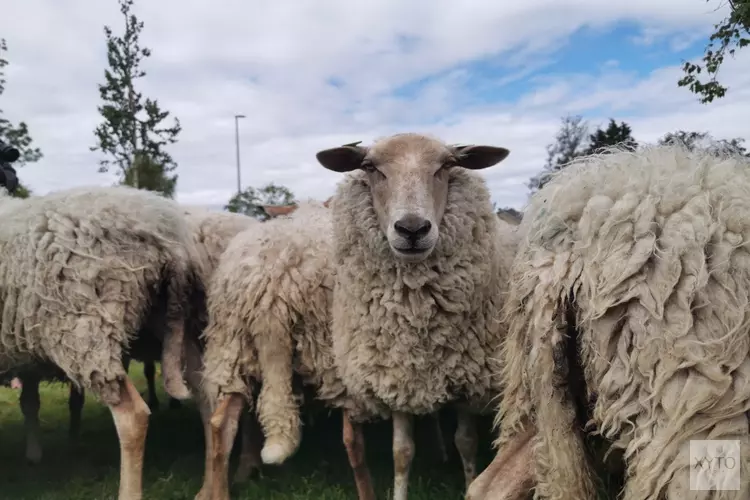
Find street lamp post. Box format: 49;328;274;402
234;114;246;195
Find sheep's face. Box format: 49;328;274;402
316;133;510;263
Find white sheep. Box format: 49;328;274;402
1;205;258;469
199;199;457;500
197;199;378;500
470;144;750;500
0;184;204;500
314;132;516;500
176;206;264;500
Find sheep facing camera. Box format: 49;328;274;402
0;140;20;163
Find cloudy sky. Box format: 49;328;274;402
2;0;748;210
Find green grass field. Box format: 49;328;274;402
0;362;502;500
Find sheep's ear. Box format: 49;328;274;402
453;145;510;170
316;144;367;173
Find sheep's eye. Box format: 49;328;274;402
361;160;376;173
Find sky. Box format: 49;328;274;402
2;0;748;211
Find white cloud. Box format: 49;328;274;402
0;0;745;210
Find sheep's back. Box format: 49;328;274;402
501;145;750;498
0;186;199;402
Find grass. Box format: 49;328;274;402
0;362;500;500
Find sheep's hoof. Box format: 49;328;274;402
25;449;42;465
261;440;293;465
193;486;210;500
233;464;261;484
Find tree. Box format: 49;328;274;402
658;129;750;157
495;206;523;225
0;39;42;197
528;115;589;194
91;0;181;197
583;119;638;155
225;183;296;221
122;152;177;197
678;0;749;103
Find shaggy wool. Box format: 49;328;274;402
0;186;202;404
330;167;515;417
201;200;374;464
494;145;750;500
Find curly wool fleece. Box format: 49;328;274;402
0;186;201;405
495;145;750;500
330;168;512;417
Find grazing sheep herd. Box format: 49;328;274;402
1;133;749;500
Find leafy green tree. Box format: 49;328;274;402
528;115;589;194
225;183;296;221
678;0;750;103
583;119;638;155
0;38;42;197
658;129;749;157
90;0;181;197
122;152;177;197
495;206;523;224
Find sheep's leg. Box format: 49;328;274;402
431;411;449;463
161;273;191;400
68;384;85;440
193;396;216;500
465;427;535;500
143;360;160;411
19;373;42;464
206;393;244;500
455;407;479;490
109;376;151;500
180;339;218;500
123;355;131;373
392;411;415;500
255;314;300;465
234;411;263;484
342;409;375;500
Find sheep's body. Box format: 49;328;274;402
0;185;199;402
0;185;203;499
313;133;516;500
202;200;371;460
200;200;377;500
1;206;259;467
330;168;512;417
494;145;750;500
181;206;260;280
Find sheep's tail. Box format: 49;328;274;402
161;259;203;400
253;295;301;465
530;298;598;500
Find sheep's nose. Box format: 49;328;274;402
393;215;432;240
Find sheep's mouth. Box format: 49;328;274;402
390;243;434;261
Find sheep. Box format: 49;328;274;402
1;205;258;468
1;362;84;464
471;144;750;500
0;184;204;500
4;358;166;466
171;206;263;499
314;132;516;500
199;199;456;500
197;199;379;500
